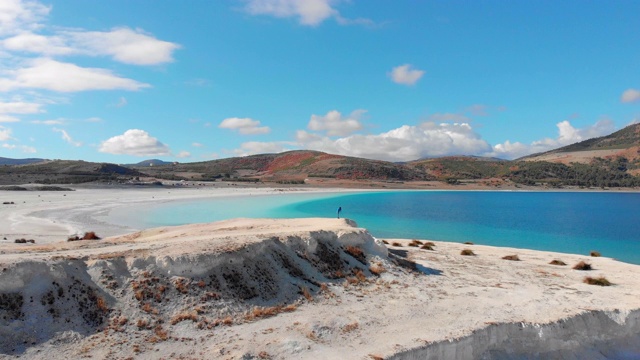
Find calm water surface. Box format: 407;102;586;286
118;191;640;265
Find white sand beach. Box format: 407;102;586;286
1;210;639;359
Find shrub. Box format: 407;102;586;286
549;260;566;266
300;286;313;302
392;242;402;247
382;240;389;244
460;249;475;256
82;231;101;240
170;311;198;325
408;240;422;247
463;241;474;245
590;251;601;257
344;246;366;264
420;243;434;250
573;261;592;271
423;241;435;247
502;255;520;261
583;276;612;286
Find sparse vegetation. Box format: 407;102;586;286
420;243;434;250
14;238;35;243
502;255;520;261
583;276;612;286
369;264;386;276
392;242;402;247
590;251;602;257
344;246;366;264
382;240;389;244
549;259;567;266
300;286;313;302
67;231;101;241
463;241;474;245
460;249;475;256
573;261;592;271
170;311;198;325
408;240;422;247
342;322;359;333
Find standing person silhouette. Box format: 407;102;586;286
337;206;342;219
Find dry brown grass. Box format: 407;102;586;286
502;255;520;261
344;246;366;263
222;316;233;326
369;355;384;360
174;278;189;294
583;276;612;286
170;311;198;325
392;242;402;247
573;261;592;271
408;240;422;247
300;286;313;302
141;302;158;315
369;264;386;276
549;259;567;266
353;268;367;282
282;304;297;312
590;251;602;257
83;231;101;240
196;280;206;288
420;243;434;250
463;241;474;245
342;322;359;333
460;249;475;256
382;240;389;244
136;318;149;329
258;351;271;359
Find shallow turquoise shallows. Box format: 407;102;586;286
122;191;640;265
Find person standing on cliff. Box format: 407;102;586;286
337;206;342;219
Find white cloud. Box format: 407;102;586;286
62;27;180;65
621;88;640;103
0;0;50;35
192;142;203;147
1;143;15;149
85;117;102;123
2;32;74;55
0;58;150;92
0;115;19;122
31;119;64;125
0;126;12;141
390;64;424;86
175;151;191;158
53;127;81;146
0;100;43;114
20;144;35;153
231;141;293;156
219;117;270;135
308;109;364;136
488;119;616;159
244;0;337;26
99;129;171;156
114;97;127;108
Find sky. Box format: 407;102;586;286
0;0;639;163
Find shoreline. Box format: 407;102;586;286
0;218;639;359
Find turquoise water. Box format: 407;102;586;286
121;191;640;265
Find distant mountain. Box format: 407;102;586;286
0;157;47;165
0;160;144;185
128;159;175;167
139;150;429;182
520;123;640;165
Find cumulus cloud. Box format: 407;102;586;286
243;0;373;27
99;129;171;156
0;100;43;114
621;88;640;103
2;32;73;55
488;119;616;159
0;58;150;92
53;127;81;146
0;115;19;122
231;141;293;157
175;151;191;158
308;109;364;136
244;0;337;26
219;117;270;135
62;27;180;65
0;0;50;35
0;126;13;141
390;64;424;85
31;119;65;125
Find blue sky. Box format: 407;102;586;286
0;0;639;163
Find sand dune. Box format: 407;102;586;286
1;218;640;359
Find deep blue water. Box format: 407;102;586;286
117;191;640;265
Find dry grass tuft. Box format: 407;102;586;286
369;355;384;360
222;316;233;326
282;304;297;312
258;351;271;359
83;231;101;240
573;261;592;271
382;240;389;245
369;264;386;276
463;241;474;245
353;268;367;282
583;276;612;286
174;278;189;294
344;246;367;264
460;249;475;256
392;242;402;247
342;322;359;333
420;243;434;250
590;251;601;257
300;286;313;302
136;318;149;329
408;240;422;247
549;259;566;266
170;311;198;325
502;255;520;261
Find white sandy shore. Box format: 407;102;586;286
0;186;354;244
0;217;639;359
